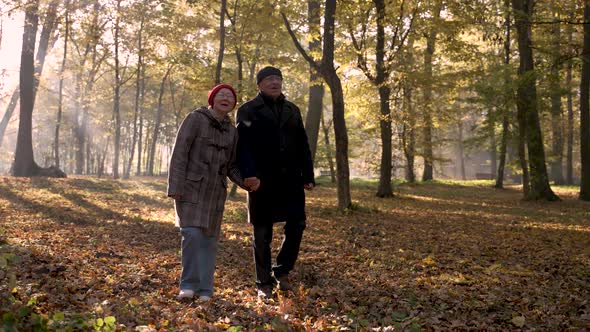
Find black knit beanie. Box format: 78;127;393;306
256;66;282;84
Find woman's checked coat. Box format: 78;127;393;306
167;107;244;237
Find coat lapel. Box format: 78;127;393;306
251;94;279;125
279;102;295;128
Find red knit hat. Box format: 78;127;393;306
208;84;237;108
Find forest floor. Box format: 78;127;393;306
0;176;589;331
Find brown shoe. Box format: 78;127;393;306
275;275;293;291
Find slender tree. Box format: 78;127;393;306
112;0;122;179
147;65;173;176
421;0;442;181
125;4;145;179
495;0;512;188
580;1;590;200
548;0;564;184
54;0;70;169
565;19;574;185
349;0;416;197
282;0;352;210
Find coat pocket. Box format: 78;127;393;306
181;173;205;203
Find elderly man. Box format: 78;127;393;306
236;66;315;299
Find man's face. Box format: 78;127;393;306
258;75;283;99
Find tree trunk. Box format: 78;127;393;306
320;110;336;183
13;0;40;176
496;114;510;188
54;1;69;169
402;86;416;183
125;13;144;179
215;0;226;84
305;0;323;160
489;114;497;180
421;1;442;182
376;85;393;196
579;1;590;200
458;121;466;180
496;0;512;189
374;0;393;197
549;3;564;185
566;19;574;185
321;0;351;209
1;0;58;149
148;65;173;176
512;0;559;200
137;62;146;176
112;0;122;179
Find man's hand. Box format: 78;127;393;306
168;194;182;200
244;177;260;192
304;183;314;191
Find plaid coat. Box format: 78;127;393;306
167;107;243;237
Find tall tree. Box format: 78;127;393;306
565;17;574;185
112;0;122;179
495;0;512;188
0;0;59;149
54;0;70;169
548;0;564;184
348;0;415;197
580;1;590;200
13;0;40;176
401;36;416;183
282;0;352;210
512;0;558;200
124;2;146;179
421;0;442;181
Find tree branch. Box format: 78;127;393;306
280;11;320;72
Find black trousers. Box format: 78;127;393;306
253;220;306;287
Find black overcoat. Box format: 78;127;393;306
236;93;314;224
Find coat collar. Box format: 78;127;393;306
197;107;232;132
252;93;295;128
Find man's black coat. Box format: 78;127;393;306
236;93;314;224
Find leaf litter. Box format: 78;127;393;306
0;177;589;330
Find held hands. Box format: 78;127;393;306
244;177;261;192
304;183;314;191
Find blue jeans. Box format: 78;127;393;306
180;227;218;297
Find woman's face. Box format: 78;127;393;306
212;88;236;115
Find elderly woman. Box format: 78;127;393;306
167;84;258;302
